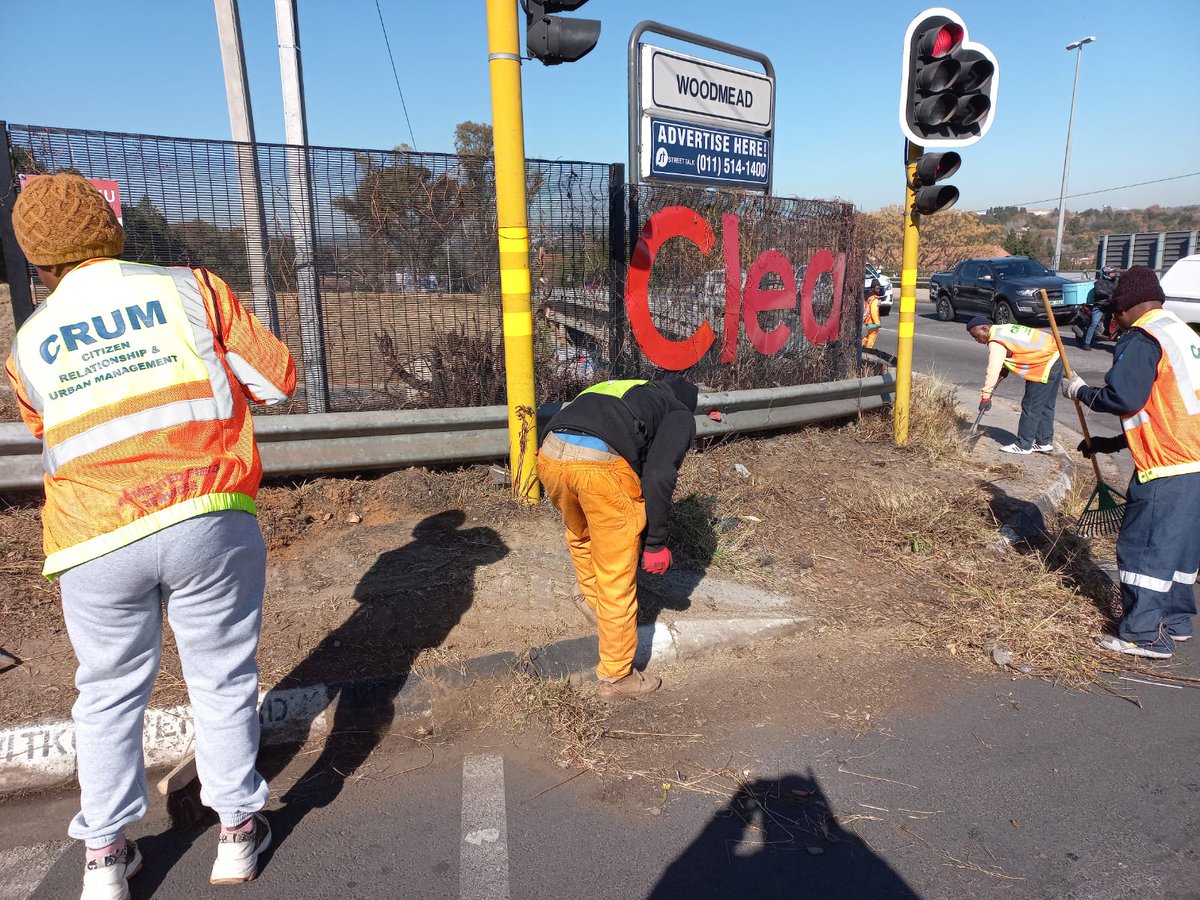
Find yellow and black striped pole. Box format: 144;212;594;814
893;140;922;445
486;0;539;500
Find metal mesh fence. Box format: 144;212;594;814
6;124;862;412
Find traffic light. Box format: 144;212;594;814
525;0;600;66
899;8;998;148
912;151;961;213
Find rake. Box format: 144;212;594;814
966;407;986;452
1040;289;1126;536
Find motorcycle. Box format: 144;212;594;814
1070;301;1117;346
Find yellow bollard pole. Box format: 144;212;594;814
486;0;539;501
893;141;923;445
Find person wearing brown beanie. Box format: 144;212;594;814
5;173;296;897
1063;265;1200;659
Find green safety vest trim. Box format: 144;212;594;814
43;491;257;578
577;379;649;400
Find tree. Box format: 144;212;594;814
865;205;1002;272
335;148;465;290
1001;228;1043;260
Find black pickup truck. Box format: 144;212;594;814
929;256;1076;325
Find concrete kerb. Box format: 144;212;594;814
956;390;1077;547
0;615;811;798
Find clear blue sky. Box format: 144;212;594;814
3;0;1197;213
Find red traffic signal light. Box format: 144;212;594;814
912;151;961;214
900;9;999;148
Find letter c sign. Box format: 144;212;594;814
625;206;716;371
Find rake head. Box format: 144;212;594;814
1075;480;1127;537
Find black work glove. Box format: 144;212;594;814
978;397;992;413
1077;435;1126;458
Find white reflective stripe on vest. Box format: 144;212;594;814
1139;311;1200;416
44;397;225;474
1122;410;1151;431
1119;570;1174;593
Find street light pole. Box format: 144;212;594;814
1052;35;1096;272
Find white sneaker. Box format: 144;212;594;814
999;443;1034;455
1096;634;1173;659
81;840;141;900
1170;633;1191;643
210;813;272;884
1032;443;1055;453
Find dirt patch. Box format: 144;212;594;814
0;385;1136;729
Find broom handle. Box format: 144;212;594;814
1040;288;1104;483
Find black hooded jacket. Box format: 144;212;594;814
545;376;698;549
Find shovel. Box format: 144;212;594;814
1039;289;1126;536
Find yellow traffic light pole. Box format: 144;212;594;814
486;0;540;500
893;140;923;445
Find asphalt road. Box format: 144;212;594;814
8;656;1198;900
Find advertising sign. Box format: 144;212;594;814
644;116;770;189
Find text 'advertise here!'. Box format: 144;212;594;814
639;44;774;191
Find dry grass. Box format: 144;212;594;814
839;381;1187;691
491;669;612;769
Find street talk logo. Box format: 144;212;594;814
625;206;845;371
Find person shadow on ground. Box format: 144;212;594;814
253;509;508;867
646;772;921;900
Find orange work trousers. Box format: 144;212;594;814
537;435;647;680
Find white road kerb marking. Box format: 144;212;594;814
0;841;69;900
461;753;509;900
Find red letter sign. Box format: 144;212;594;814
799;250;846;345
625;206;716;370
742;250;796;356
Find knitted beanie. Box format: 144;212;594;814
12;174;124;266
1110;265;1164;312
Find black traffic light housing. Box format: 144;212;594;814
899;8;998;148
525;0;600;66
912;151;961;214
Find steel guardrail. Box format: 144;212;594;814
0;374;896;492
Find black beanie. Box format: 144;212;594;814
1111;265;1164;312
659;375;699;412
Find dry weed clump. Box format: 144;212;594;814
492;670;612;769
834;469;1124;687
851;375;966;462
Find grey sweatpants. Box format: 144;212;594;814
59;510;270;847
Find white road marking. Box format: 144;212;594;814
460;753;509;900
0;841;70;900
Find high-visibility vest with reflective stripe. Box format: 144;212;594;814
8;259;287;575
1120;308;1200;483
987;324;1060;383
578;379;649;400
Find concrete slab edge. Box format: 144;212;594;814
0;615;811;798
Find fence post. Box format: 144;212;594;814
607;163;627;378
213;0;281;335
0;124;34;328
275;0;328;413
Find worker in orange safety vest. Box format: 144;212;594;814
862;279;883;350
966;316;1063;454
5;174;295;897
1064;266;1200;659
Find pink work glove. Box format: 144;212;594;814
641;546;672;575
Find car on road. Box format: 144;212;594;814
1161;254;1200;334
929;256;1079;325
